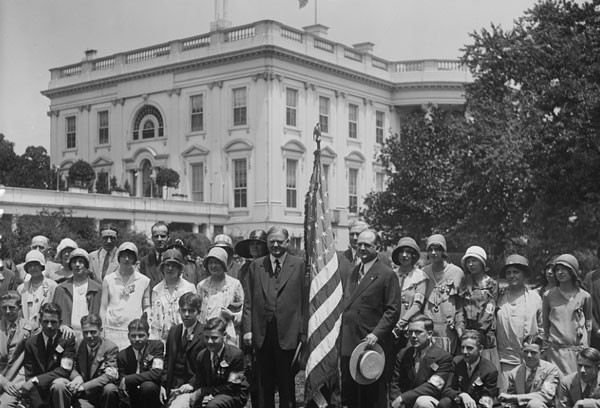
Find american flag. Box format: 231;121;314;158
303;126;342;407
299;0;309;8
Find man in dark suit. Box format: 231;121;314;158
140;221;170;293
242;225;305;408
58;314;119;408
390;314;453;408
162;292;205;408
117;318;164;408
438;331;498;408
20;303;77;408
558;348;600;408
341;229;400;408
584;257;600;349
188;317;248;408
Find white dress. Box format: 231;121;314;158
148;278;195;341
17;278;57;324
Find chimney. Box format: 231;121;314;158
303;24;329;37
84;49;97;61
353;42;374;54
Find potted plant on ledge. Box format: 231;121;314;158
155;168;180;200
109;176;131;197
67;160;95;193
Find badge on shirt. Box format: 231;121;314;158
55;344;64;354
60;357;73;370
485;303;495;314
474;377;483;386
430;362;439;371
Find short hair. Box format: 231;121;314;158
359;229;382;247
523;334;545;349
267;226;289;239
151;221;170;235
408;314;434;332
579;347;600;365
179;292;202;311
80;314;103;329
204;317;227;333
0;291;21;307
39;303;62;320
100;224;119;236
461;330;483;347
128;318;150;333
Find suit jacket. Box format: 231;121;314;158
442;356;498;402
53;277;102;326
341;258;400;356
191;343;248;407
242;253;305;350
507;360;560;407
71;338;119;394
139;252;163;294
390;343;453;407
0;318;37;387
24;331;76;390
558;372;600;408
0;268;16;296
162;322;205;392
117;339;164;387
89;248;119;282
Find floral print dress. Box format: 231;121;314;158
17;278;57;324
148;277;195;341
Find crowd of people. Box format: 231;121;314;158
0;219;598;408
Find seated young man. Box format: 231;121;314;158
438;330;499;408
0;291;38;408
558;347;600;408
162;292;206;408
390;314;453;408
499;335;560;408
117;318;164;408
188;317;248;408
52;314;119;408
21;303;77;408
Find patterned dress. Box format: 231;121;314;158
17;278;57;324
148;277;195;341
197;275;244;346
423;262;464;354
543;287;592;376
396;267;427;326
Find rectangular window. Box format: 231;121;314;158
191;95;204;132
233;158;247;208
191;163;204;202
286;88;298;127
233;87;247;126
348;104;358;139
286;159;298;208
319;96;330;134
349;168;358;214
376;172;385;192
376;111;385;144
98;111;109;145
66;116;76;149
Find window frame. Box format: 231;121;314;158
232;158;248;208
348;168;359;214
232;87;247;127
286;158;298;208
190;94;204;133
97;110;109;145
191;162;204;202
376;110;385;144
286;88;298;127
66;116;77;149
319;96;330;134
348;103;359;139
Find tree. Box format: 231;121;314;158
155;168;180;188
68;160;95;189
0;134;18;186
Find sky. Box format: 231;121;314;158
0;0;540;154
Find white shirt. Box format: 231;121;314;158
270;253;287;274
71;281;89;331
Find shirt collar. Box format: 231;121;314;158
42;332;56;346
270;253;287;266
211;344;225;360
468;357;481;371
183;321;197;338
361;257;377;274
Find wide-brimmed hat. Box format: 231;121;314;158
349;341;385;385
500;254;532;279
117;242;138;263
426;234;447;252
203;247;229;271
235;229;268;259
24;250;46;270
68;248;90;269
160;248;185;268
461;246;487;271
391;237;420;266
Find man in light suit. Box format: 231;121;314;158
242;225;305;408
499;335;560;408
558;347;600;408
0;291;38;407
89;225;120;282
341;229;400;408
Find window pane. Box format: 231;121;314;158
349;168;358;213
286;88;298;127
98;111;109;145
349;104;358;139
233;88;247;126
66;116;76;149
376;111;384;144
233;158;247;208
286;159;297;208
191;95;204;132
142;120;155;139
319;96;329;134
191;163;204;202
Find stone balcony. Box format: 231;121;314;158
46;20;472;93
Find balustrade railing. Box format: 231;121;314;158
344;48;363;62
225;25;255;42
93;57;115;71
280;26;303;43
59;64;82;78
182;35;211;51
126;44;171;64
314;38;334;53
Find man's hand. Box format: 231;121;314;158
364;333;378;348
159;386;167;404
202;394;214;407
243;332;252;347
59;324;75;339
20;380;35;394
119;378;129;397
460;392;477;408
178;383;194;394
68;376;84;393
391;395;403;408
498;392;514;403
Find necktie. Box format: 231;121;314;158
45;338;54;369
136;350;142;373
414;350;421;373
583;384;592;398
274;259;281;278
181;329;189;349
358;264;365;284
101;252;111;278
467;364;474;377
212;353;219;374
525;368;537;393
87;347;96;380
7;323;16;346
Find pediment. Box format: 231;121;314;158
182;144;210;157
224;139;253;153
90;156;114;167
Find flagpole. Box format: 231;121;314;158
314;0;318;24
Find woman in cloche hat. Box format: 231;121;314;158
543;253;592;376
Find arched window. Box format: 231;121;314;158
133;105;164;140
